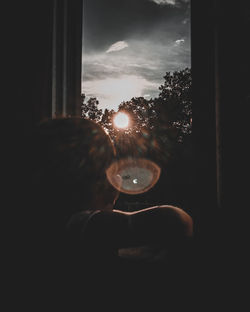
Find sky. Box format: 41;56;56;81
82;0;191;111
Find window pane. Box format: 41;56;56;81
81;0;192;209
82;0;191;111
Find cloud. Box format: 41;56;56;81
82;34;190;110
82;75;158;111
149;0;189;7
150;0;176;5
175;39;185;45
106;41;129;53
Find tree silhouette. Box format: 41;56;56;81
117;97;156;134
100;108;117;137
81;68;192;147
155;68;192;143
81;94;103;122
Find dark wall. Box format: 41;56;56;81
6;1;54;209
216;0;250;210
13;1;54;131
215;0;250;275
191;0;250;285
5;2;55;299
191;0;218;257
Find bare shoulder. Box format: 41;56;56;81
155;205;193;236
154;205;193;221
114;204;193;237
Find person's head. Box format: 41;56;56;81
31;117;119;217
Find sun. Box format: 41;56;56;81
113;112;129;129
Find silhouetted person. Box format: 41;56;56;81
27;117;193;307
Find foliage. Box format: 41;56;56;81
81;94;103;122
100;108;117;138
81;68;192;163
118;97;156;134
156;68;192;142
81;68;191;142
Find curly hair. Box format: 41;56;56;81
31;117;116;216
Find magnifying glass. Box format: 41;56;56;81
106;157;161;195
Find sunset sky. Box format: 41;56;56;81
82;0;190;111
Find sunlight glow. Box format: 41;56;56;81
82;75;158;111
113;112;129;129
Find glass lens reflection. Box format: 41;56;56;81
106;158;161;195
